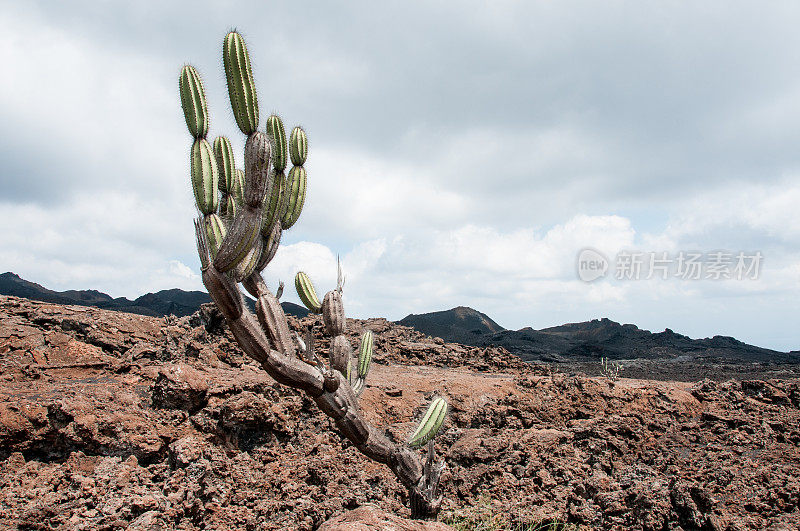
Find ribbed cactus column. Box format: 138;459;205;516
181;30;450;520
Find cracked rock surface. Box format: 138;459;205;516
0;296;798;530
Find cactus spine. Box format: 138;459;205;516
408;397;449;448
179;65;209;139
295;271;322;313
223;31;259;135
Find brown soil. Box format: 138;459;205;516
0;295;798;530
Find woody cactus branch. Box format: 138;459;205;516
180;31;449;519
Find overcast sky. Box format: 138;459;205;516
1;1;799;351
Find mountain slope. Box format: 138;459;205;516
398;306;505;344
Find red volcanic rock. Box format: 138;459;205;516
0;295;799;530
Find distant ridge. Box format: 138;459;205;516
398;306;505;344
398;308;797;364
0;272;309;319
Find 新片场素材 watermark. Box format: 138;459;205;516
576;248;762;282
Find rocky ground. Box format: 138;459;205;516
0;295;798;530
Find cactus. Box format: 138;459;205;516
322;290;345;336
190;138;219;215
223;31;259;135
281;166;306;230
179;65;209;139
262;170;287;234
295;271;322;313
409;397;448;448
203;213;226;258
289;126;308;166
601;356;622;382
180;30;449;520
266;114;288;171
213;136;236;194
232;169;245;206
358;331;373;379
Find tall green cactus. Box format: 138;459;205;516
180;31;449;520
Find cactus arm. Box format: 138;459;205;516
408;397;449;448
281;166;307;230
289;126;308;166
223;31;259;135
179;65;209;139
358;330;373;379
266;114;288;171
295;271;323;313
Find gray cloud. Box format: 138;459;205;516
1;1;799;350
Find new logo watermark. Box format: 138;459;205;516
576;249;763;282
576;248;609;282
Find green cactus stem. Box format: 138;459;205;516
408;397;448;448
295;271;322;313
232;168;245;207
261;170;286;235
223;31;259;135
179;65;209;139
281;165;306;229
213;136;236;194
289;126;308;166
266;114;288;171
358;330;373;379
203;213;226;258
191;138;219;215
